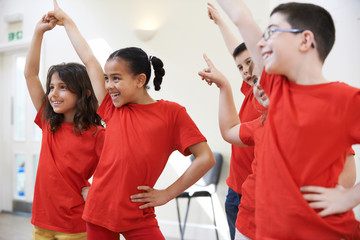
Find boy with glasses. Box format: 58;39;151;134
217;0;360;239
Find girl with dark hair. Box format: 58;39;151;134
44;62;103;133
24;15;105;240
48;1;215;239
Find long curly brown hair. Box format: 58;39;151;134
43;62;103;134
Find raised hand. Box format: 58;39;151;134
47;0;68;26
36;14;57;33
25;14;57;111
198;54;228;88
208;2;223;25
130;186;171;209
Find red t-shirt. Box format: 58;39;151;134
236;117;355;239
236;116;264;239
31;108;105;233
226;82;266;194
256;70;360;239
82;94;207;232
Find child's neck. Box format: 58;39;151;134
136;91;156;105
288;74;328;85
286;58;328;85
64;111;76;123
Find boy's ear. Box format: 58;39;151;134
300;30;315;52
136;73;147;88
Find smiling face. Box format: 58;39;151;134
258;13;303;76
47;72;78;122
104;58;141;108
234;49;254;85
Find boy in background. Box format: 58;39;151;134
207;3;266;239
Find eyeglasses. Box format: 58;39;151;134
262;28;304;41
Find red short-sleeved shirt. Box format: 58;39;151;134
235;116;264;239
31;108;105;233
236;118;355;240
82;94;207;232
255;70;360;239
226;82;266;194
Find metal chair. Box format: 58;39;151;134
175;152;223;240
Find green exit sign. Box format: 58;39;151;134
8;30;23;42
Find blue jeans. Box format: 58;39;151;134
225;188;242;240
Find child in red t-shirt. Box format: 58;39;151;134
207;3;267;239
24;15;105;239
199;53;357;240
199;53;267;240
217;0;360;238
47;1;216;239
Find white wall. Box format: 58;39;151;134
0;0;359;239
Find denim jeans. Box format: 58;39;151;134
225;187;242;240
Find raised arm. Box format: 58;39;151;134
48;0;107;104
130;141;215;209
208;2;241;56
24;15;57;111
198;54;247;146
216;0;263;76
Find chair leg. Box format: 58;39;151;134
175;197;184;239
182;197;191;238
210;196;219;240
176;197;191;240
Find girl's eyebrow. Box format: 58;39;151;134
104;73;121;77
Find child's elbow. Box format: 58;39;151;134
207;152;216;168
221;132;231;143
24;72;34;82
24;69;30;79
221;132;237;145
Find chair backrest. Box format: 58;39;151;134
190;152;223;187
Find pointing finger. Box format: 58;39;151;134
53;0;59;9
203;53;214;68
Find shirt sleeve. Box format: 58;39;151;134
97;93;115;123
241;81;252;96
346;91;360;144
95;127;106;160
172;107;207;156
239;116;263;146
34;105;46;129
259;68;281;98
85;127;105;181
